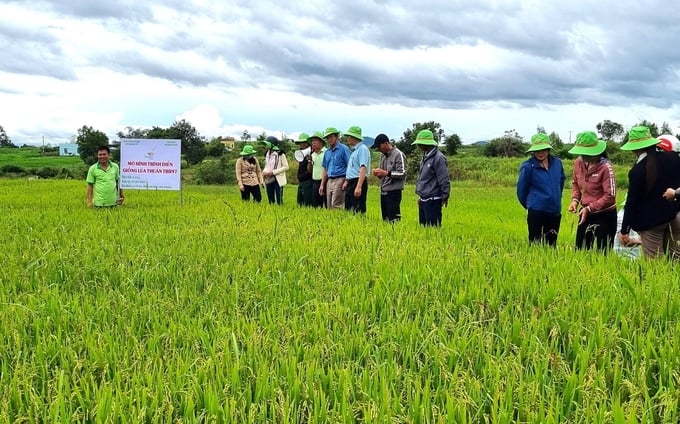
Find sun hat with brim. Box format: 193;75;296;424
324;127;340;138
526;133;552;153
344;126;362;141
568;131;607;156
621;126;657;151
308;131;326;145
294;132;309;144
412;129;437;146
239;145;257;156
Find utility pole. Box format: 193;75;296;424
569;131;572;144
42;135;45;156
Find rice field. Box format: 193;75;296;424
1;179;678;423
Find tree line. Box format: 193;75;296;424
1;118;677;167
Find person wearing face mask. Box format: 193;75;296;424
567;131;617;251
235;144;264;202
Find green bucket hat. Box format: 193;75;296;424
240;144;256;156
568;131;606;156
411;129;437;146
294;132;309;144
526;133;552;153
308;131;326;145
344;126;362;142
622;126;657;151
324;127;340;138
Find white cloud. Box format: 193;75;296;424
1;0;679;147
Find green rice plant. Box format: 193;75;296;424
0;178;679;422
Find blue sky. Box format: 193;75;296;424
1;0;679;146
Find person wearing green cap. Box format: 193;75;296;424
308;131;327;208
320;127;351;210
618;126;680;259
294;133;313;207
567;131;617;251
343;125;370;214
413;129;450;227
235;144;264;202
516;133;565;247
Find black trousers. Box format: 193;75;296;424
576;208;617;251
311;180;326;208
297;179;313;207
419;198;443;227
527;209;561;247
345;178;367;214
241;184;262;202
380;190;402;222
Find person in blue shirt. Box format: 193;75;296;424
343;126;371;213
320;127;351;210
517;133;566;247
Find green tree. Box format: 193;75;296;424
241;130;251;142
483;129;526;157
444;133;462;155
76;125;109;165
548;131;563;150
596;120;624;141
396;121;445;156
146;120;207;165
660;121;672;135
0;125;16;148
117;126;150;139
205;137;226;157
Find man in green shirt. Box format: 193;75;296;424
86;146;123;207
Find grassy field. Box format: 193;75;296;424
1;179;678;422
0;147;83;169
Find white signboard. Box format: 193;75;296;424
120;139;181;190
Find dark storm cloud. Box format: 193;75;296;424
217;0;680;110
3;0;679;111
0;21;76;80
98;49;235;87
13;0;154;21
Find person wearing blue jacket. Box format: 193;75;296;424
517;133;566;246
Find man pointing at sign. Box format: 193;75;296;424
86;145;124;208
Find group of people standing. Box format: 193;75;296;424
235;127;451;226
517;126;680;260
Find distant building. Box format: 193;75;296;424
216;136;236;150
59;143;78;156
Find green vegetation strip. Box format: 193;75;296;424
0;180;678;422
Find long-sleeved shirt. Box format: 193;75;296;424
517;155;565;216
235;157;264;186
570;157;616;213
415;148;450;201
378;146;406;192
621;151;680;234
